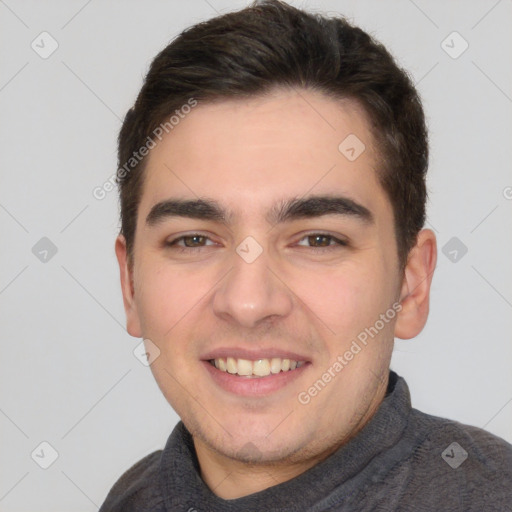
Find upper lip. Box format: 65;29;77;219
201;347;310;362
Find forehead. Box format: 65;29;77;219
139;89;392;225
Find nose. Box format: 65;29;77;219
212;248;294;329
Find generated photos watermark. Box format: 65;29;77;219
298;301;402;405
92;97;198;200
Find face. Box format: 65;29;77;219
116;88;431;468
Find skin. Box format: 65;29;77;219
115;88;437;499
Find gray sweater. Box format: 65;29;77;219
99;372;512;511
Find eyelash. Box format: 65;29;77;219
165;234;217;253
296;233;348;251
165;232;348;253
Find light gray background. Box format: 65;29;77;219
1;0;511;510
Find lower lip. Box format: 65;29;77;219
202;361;310;397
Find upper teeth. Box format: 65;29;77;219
212;357;305;377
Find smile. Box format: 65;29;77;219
209;357;306;378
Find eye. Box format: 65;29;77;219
166;234;216;250
296;233;347;249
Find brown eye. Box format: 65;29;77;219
166;234;215;249
182;235;207;247
308;234;331;247
297;233;347;248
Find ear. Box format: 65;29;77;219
394;229;437;340
115;234;142;338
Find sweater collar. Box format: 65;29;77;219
160;371;411;511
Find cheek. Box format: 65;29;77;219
290;263;392;343
135;261;210;340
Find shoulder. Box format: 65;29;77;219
99;450;165;512
409;407;512;469
406;408;512;510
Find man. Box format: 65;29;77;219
100;1;512;510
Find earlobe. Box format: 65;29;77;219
394;229;437;340
115;234;142;338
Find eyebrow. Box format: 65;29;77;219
145;195;374;227
270;195;374;225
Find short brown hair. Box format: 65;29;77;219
116;0;428;273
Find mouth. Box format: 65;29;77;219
208;357;306;378
201;352;311;396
